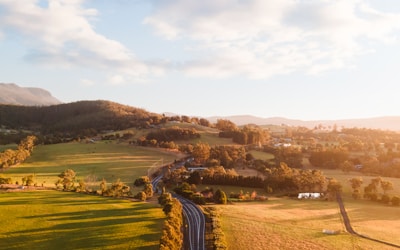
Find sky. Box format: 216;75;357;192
1;0;400;121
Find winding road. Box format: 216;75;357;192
151;159;206;250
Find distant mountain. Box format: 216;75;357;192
207;115;400;131
0;83;61;106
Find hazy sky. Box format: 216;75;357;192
1;0;400;120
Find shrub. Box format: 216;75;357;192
381;194;391;204
135;191;147;201
392;196;400;206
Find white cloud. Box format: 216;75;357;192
0;0;149;78
108;74;126;85
80;78;95;86
145;0;400;78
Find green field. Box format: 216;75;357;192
218;198;399;250
2;142;181;188
0;143;17;151
0;190;164;250
248;150;275;161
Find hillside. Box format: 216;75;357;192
0;83;61;106
0;100;160;136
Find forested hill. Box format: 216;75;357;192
0;100;161;136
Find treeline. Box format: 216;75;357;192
202;175;265;189
217;120;269;145
158;190;183;250
349;176;400;206
0;135;36;168
309;149;349;169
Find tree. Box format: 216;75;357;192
192;142;210;163
100;178;107;194
392;196;400;206
143;183;154;198
215;119;238;132
381;180;394;195
349;177;363;190
57;169;76;190
187;171;202;185
349;177;363;200
134;176;150;186
135;191;147;201
214;189;227;204
340;161;353;173
107;179;131;197
326;178;342;200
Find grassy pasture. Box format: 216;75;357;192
248;150;275;161
322;169;400;197
2;142;180;188
0;190;164;250
0;143;17;151
218;198;398;250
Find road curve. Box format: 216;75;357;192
174;194;206;250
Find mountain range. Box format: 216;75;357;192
1;83;400;131
0;83;61;106
207;115;400;131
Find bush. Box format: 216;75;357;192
135;191;147;201
0;177;12;184
392;196;400;206
381;194;391;204
352;190;361;200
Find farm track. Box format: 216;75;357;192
337;193;400;249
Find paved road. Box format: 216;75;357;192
174;195;206;250
150;158;205;250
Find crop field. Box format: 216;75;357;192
0;190;164;250
2;141;181;188
218;198;399;250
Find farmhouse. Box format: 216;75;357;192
298;192;323;199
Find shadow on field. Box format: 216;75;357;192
0;193;162;250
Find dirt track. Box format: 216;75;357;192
336;193;400;249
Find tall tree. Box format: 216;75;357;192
192;142;211;163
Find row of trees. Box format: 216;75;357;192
349;176;399;205
158;189;183;250
0;135;36;169
216;120;270;145
55;170;154;200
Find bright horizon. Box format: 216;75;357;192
1;0;400;121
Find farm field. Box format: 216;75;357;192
322;169;400;197
218;198;399;250
248;150;275;161
0;143;17;151
0;190;164;250
1;141;181;188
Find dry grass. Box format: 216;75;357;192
218;198;399;250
